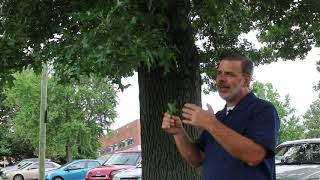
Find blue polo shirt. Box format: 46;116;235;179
196;92;280;180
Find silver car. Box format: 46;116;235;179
2;161;60;180
0;158;42;176
113;163;142;180
276;138;320;180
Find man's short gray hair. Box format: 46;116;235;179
218;52;254;76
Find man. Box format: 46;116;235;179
162;53;280;180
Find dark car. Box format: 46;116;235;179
276;138;320;180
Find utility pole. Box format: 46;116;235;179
39;63;48;180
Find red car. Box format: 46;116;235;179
85;150;141;180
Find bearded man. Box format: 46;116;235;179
162;52;280;180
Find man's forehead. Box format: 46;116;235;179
218;60;242;71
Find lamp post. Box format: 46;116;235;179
39;63;48;180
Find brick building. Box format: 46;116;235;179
98;119;141;156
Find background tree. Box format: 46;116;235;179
303;99;320;138
252;81;305;144
4;69;117;162
1;0;320;179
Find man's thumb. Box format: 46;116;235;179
207;103;214;113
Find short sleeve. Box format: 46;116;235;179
245;103;280;157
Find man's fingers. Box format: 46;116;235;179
164;112;171;118
182;113;192;120
184;103;200;110
182;119;194;126
182;107;194;115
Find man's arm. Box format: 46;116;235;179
173;128;204;167
206;119;266;166
162;113;204;167
182;104;267;167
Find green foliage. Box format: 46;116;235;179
167;101;177;115
4;69;117;160
252;81;305;144
303;99;320;138
1;1;319;84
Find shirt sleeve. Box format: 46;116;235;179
245;102;280;157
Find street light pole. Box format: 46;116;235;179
39;63;48;180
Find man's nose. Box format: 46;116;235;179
217;74;227;82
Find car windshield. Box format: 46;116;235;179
276;143;320;165
104;152;140;166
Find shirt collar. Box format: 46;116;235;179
224;92;256;111
216;92;256;119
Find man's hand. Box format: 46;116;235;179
182;103;216;130
162;112;184;135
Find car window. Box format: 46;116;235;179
87;161;100;168
276;143;320;164
68;162;85;170
45;162;57;168
18;162;32;169
104;152;141;166
29;163;39;169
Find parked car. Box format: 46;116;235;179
46;159;103;180
2;161;60;180
112;163;141;180
85;150;141;180
276;138;320;180
97;154;112;163
0;158;47;176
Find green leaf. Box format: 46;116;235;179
167;101;177;115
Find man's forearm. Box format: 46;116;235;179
207;119;266;166
173;129;204;167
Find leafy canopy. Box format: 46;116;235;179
4;69;118;160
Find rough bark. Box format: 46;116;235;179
66;143;73;162
138;1;202;179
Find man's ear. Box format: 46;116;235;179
244;75;252;87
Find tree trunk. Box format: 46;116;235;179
66;142;73;162
138;1;202;179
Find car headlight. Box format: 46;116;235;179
110;170;121;178
112;176;120;180
2;172;9;178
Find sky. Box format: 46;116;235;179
112;47;320;129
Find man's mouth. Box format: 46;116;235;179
218;86;230;92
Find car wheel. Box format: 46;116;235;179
13;174;24;180
53;176;64;180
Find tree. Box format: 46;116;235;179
252;81;305;144
315;60;320;91
4;69;117;162
303;99;320;138
1;0;320;179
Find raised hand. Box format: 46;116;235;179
182;103;216;130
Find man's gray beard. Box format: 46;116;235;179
219;80;244;102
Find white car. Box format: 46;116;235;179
276;138;320;180
113;163;142;180
2;161;60;180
